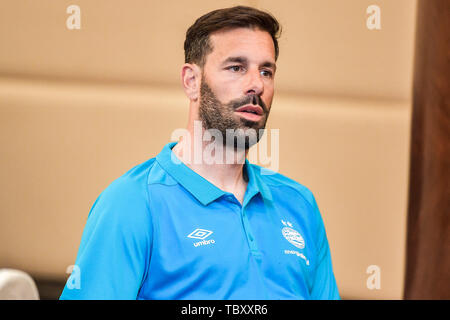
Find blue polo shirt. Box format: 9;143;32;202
60;142;340;300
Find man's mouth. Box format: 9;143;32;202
234;104;264;121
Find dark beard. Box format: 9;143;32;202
198;79;270;150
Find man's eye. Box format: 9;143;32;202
228;66;243;72
261;70;273;78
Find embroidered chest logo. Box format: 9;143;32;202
281;220;309;266
187;228;215;247
281;220;305;249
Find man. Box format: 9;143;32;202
60;6;340;300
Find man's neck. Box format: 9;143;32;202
171;134;249;205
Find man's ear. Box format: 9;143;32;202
181;63;202;101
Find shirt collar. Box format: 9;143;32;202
245;158;273;203
155;142;272;206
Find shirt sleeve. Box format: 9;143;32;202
59;176;152;300
308;192;340;300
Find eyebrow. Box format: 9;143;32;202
221;56;277;72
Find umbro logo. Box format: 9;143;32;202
187;228;213;240
187;228;215;247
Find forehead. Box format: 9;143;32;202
206;27;276;65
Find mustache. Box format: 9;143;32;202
228;94;268;114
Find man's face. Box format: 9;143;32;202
198;27;276;149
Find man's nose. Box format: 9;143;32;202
244;69;264;97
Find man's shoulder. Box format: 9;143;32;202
92;157;157;213
250;164;317;208
79;157;158;239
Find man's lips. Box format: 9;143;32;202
234;104;263;115
234;104;264;122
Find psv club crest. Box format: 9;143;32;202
281;220;305;249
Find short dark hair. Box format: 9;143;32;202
184;6;282;67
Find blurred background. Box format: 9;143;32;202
1;0;445;300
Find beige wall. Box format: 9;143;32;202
0;0;417;299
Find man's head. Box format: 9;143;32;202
182;6;281;149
